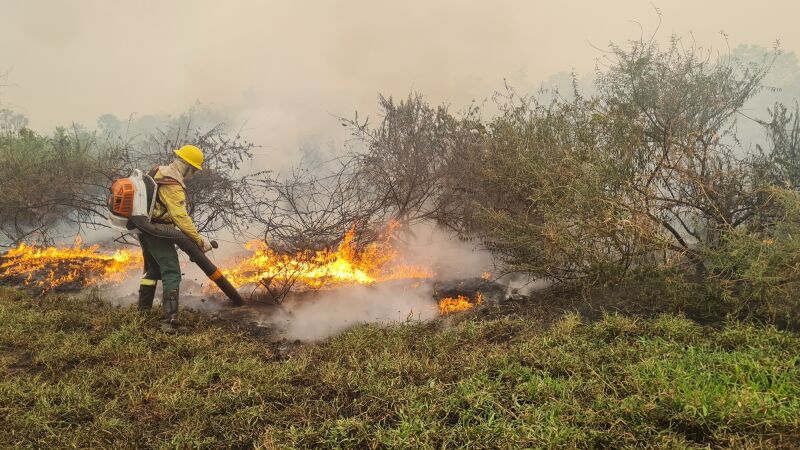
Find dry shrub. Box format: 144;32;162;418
469;36;778;291
705;187;800;325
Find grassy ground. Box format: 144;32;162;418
0;287;799;449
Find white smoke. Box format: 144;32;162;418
396;223;494;280
261;281;437;341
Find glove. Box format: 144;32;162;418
199;238;212;252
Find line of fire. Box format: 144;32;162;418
0;224;496;318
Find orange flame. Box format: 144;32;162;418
0;241;141;292
221;226;432;291
438;292;483;315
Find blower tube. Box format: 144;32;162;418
129;216;244;306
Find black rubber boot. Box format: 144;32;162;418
138;284;157;311
160;289;183;333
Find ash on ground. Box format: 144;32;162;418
101;276;517;343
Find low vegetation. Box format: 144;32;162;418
1;288;798;448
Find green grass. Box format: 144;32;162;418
0;288;799;448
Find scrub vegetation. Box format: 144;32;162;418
2;27;800;448
4;35;800;321
1;288;798;449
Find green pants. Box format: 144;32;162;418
139;233;181;293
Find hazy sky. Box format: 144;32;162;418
1;0;799;158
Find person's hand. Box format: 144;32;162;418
199;238;212;252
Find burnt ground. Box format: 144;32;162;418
201;277;506;342
5;273;736;344
198;275;736;344
0;254;733;338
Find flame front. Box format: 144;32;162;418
222;227;432;290
438;292;483;315
0;241;141;292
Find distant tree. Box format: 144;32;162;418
0;109;28;134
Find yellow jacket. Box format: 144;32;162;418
151;165;203;245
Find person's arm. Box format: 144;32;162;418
159;184;203;246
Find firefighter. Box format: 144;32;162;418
137;144;212;331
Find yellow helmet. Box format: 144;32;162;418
174;144;204;170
